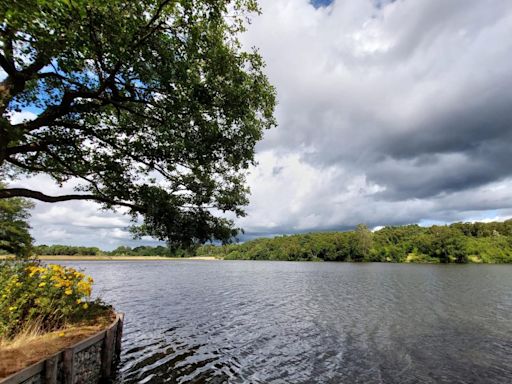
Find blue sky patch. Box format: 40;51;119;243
310;0;333;9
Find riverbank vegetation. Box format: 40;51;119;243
0;261;111;340
30;245;181;257
9;220;512;264
213;221;512;263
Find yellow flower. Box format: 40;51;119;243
65;288;73;295
8;306;17;311
74;271;84;279
82;303;89;309
39;282;47;287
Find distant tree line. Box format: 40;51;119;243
31;244;190;257
109;245;183;257
197;221;512;263
13;220;512;263
33;245;103;256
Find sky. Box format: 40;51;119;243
9;0;512;249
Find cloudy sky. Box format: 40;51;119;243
11;0;512;249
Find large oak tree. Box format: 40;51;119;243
0;0;275;247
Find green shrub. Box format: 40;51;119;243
0;261;96;338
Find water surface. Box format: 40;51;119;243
62;261;512;383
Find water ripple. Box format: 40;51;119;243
59;261;512;384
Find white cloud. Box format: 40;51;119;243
9;111;37;125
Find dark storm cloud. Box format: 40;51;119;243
249;0;512;201
236;0;512;236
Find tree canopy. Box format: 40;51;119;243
0;0;276;247
199;221;512;263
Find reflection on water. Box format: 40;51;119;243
61;261;512;383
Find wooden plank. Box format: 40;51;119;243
0;361;44;384
73;330;106;353
114;313;124;361
44;355;59;384
0;312;123;384
62;348;74;384
100;326;115;380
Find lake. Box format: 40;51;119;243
61;261;512;383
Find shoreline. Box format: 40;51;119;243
1;256;507;263
0;255;220;261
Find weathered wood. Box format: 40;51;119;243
44;355;59;384
62;348;74;384
0;361;44;384
114;313;124;362
100;326;115;380
0;313;124;384
73;330;106;353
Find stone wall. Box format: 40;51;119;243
1;313;124;384
73;343;102;384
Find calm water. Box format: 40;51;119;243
62;261;512;384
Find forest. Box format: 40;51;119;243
30;245;178;257
24;220;512;263
203;221;512;263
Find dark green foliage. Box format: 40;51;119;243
420;227;467;263
0;0;276;249
109;245;184;257
33;245;102;256
350;224;373;261
32;244;187;257
0;191;33;258
200;220;512;263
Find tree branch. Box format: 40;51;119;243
5;156;52;173
12;91;106;131
0;28;16;75
0;188;143;211
134;0;174;48
0;54;15;75
6;142;51;156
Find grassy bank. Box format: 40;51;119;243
0;310;115;378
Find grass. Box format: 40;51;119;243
405;253;440;263
0;309;115;378
468;255;483;263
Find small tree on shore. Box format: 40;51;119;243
0;183;33;258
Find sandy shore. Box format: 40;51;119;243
0;255;221;261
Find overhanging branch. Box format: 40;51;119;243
0;188;143;212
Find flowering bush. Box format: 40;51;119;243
0;261;96;337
